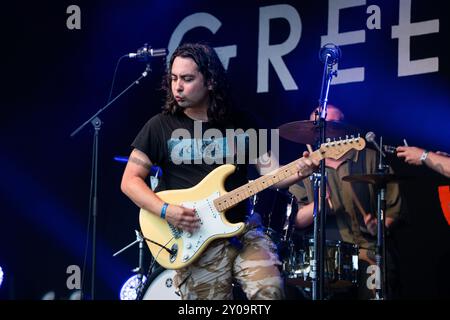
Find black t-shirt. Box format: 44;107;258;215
132;111;256;222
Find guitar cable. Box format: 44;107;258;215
136;236;176;300
142;235;176;255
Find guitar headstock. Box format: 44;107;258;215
319;135;366;160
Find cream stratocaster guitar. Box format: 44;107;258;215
139;136;366;269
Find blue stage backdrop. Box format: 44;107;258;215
0;0;449;299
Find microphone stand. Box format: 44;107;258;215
311;52;337;300
375;136;389;300
70;63;152;300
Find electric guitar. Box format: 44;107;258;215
139;136;366;269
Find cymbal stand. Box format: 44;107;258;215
310;172;322;299
281;193;296;242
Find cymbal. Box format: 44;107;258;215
342;173;409;185
278;120;357;144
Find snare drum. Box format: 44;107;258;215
285;237;358;289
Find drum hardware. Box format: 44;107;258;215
250;184;257;213
343;132;399;300
281;193;296;243
284;238;359;291
113;230;148;300
342;173;409;185
383;145;397;154
253;189;298;248
113;229;181;300
277;43;342;300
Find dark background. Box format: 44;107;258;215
0;0;448;299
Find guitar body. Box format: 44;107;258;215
139;136;366;270
139;164;246;270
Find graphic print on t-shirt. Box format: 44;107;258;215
168;133;249;165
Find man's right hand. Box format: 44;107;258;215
164;204;201;233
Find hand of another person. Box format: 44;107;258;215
363;214;378;236
396;146;424;166
164;204;201;233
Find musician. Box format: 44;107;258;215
289;105;402;299
120;43;318;300
397;146;450;178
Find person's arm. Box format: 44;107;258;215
121;148;200;232
362;215;396;236
424;151;450;178
293;190;332;228
396;146;450;178
296;202;315;228
361;151;401;236
289;183;317;229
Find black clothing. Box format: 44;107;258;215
132;111;255;222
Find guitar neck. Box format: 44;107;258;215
214;150;324;212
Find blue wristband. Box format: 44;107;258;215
160;203;169;219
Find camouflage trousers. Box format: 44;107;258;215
173;225;285;300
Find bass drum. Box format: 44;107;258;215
141;267;181;300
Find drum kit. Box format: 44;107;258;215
249;188;360;298
115;119;406;300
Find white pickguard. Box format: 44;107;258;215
179;192;241;263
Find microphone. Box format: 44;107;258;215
365;131;386;157
128;44;167;61
319;43;341;65
383;145;397;154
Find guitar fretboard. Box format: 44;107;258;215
213;151;324;212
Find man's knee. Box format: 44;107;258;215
245;276;285;300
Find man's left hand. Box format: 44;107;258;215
296;151;319;177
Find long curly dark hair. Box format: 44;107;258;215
162;43;233;126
